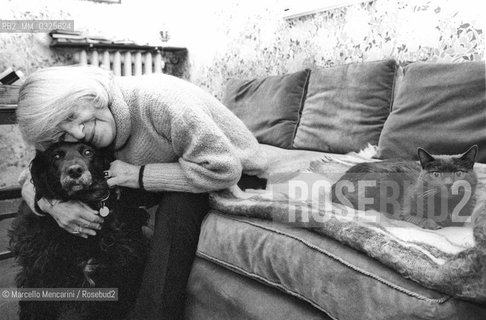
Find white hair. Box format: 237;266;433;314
17;65;114;150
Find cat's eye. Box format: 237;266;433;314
432;172;441;178
456;171;464;177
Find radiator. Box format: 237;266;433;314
73;49;165;76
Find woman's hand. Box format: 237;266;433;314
21;176;103;238
105;160;141;189
38;199;104;238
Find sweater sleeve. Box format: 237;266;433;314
142;104;243;193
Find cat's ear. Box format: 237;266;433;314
417;148;435;168
460;145;478;165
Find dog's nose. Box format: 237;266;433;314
67;165;84;179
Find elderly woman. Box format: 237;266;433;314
17;66;267;320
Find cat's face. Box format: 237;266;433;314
417;145;478;189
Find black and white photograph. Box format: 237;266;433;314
0;0;485;319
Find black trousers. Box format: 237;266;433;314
129;191;209;320
129;176;266;320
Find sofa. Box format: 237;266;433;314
183;60;486;320
2;60;485;320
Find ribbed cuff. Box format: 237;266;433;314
143;163;197;193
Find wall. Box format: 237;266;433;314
0;0;485;188
187;0;485;99
0;0;189;75
1;0;484;94
0;0;189;188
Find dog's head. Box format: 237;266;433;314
30;142;114;203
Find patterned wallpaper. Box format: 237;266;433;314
189;0;484;99
0;0;484;188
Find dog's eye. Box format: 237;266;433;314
52;153;62;160
84;149;94;157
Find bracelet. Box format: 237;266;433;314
34;198;60;217
34;200;47;216
138;165;146;191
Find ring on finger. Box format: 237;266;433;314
72;226;81;234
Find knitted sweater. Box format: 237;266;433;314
110;74;267;193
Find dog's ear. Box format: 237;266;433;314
101;148;115;170
30;150;56;200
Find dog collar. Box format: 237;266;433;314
98;191;110;217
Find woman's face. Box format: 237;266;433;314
59;104;116;148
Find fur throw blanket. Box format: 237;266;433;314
210;145;486;303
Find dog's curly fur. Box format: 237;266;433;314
9;142;149;320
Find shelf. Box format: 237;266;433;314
0;102;21;264
50;40;188;54
0;187;21;201
0;105;16;125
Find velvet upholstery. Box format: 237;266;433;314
185;258;330;320
195;212;486;320
293;60;397;153
222;69;311;149
376;62;486;162
188;61;486;319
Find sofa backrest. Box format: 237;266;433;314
292;59;397;153
376;61;486;163
222;69;310;149
223;60;486;163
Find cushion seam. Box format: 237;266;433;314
208;212;451;304
197;251;339;320
389;62;399;112
291;68;311;148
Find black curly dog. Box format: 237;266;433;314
9;142;149;320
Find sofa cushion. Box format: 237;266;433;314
197;212;486;320
222;69;311;149
185;258;331;320
376;62;486;162
293;59;397;154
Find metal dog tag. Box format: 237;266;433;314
99;206;110;217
